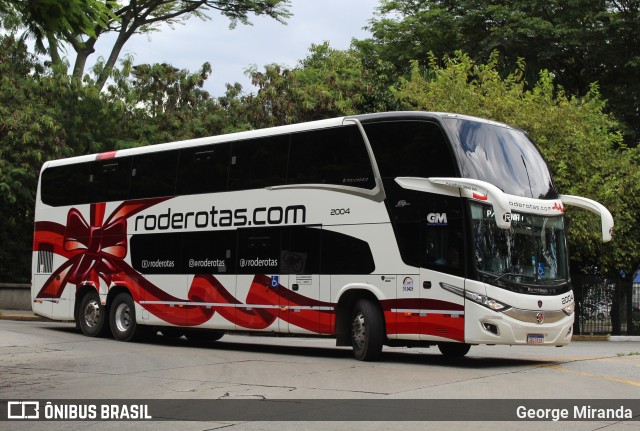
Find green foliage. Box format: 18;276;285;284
243;42;374;127
2;1;639;282
64;0;291;90
358;0;640;145
102;57;250;146
393;52;640;272
3;0;116;63
0;36;131;281
0;36;64;281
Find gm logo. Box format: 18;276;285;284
427;213;448;226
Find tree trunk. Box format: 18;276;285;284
46;33;62;69
94;31;132;91
72;38;97;81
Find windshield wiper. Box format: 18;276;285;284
477;270;534;284
493;272;532;283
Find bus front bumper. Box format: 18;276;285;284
464;301;574;346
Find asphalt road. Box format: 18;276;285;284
1;319;639;431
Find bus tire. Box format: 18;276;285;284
438;342;471;357
109;293;147;342
351;298;384;361
78;290;109;337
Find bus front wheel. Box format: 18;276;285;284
351;298;384;361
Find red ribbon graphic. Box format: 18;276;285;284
63;207;127;286
34;200;335;334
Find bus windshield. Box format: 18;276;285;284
445;117;558;199
470;202;569;289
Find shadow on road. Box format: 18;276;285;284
41;323;553;369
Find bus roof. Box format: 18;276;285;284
41;111;514;169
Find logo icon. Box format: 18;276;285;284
426;213;448;225
402;277;414;291
538;300;543;308
395;200;411;208
7;401;40;419
536;312;544;324
503;213;512;223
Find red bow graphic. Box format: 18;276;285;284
63;207;127;286
34;199;169;299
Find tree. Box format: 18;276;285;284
0;34;133;282
0;36;65;281
357;0;640;145
102;57;243;145
393;51;640;273
244;42;375;127
61;0;291;90
1;0;115;65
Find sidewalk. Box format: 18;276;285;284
0;309;44;321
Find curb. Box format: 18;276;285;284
572;335;640;342
0;312;44;321
609;335;640;342
572;335;610;342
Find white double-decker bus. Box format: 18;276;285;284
32;112;614;360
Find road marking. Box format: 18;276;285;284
548;363;640;388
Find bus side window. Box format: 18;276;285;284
183;230;236;274
176;143;230;195
130;232;183;274
289;126;376;189
391;221;421;268
41;162;91;206
422;219;465;277
130;150;178;199
280;226;321;275
363;120;457;178
88;158;132;203
230;136;289;191
236;228;281;275
321;230;375;274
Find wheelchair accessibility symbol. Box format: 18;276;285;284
271;276;279;288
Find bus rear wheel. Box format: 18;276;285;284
351;298;384;361
109;293;148;342
437;342;471;357
78;290;109;337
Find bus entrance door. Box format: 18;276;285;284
280;226;326;335
419;267;466;343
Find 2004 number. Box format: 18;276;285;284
331;208;351;216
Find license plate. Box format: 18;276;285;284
527;334;544;344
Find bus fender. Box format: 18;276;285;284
335;283;387;304
334;283;387;346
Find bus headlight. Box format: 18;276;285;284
562;303;575;316
441;283;512;312
467;293;511;312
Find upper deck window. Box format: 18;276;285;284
445;118;558;199
289;125;376;189
362;120;457;178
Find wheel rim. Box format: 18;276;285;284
83;299;101;328
114;302;131;333
352;312;366;349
